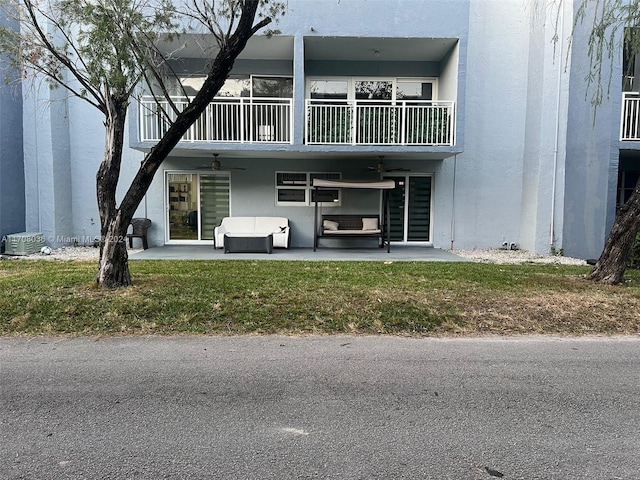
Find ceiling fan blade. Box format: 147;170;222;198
362;164;410;173
198;155;247;171
196;165;245;171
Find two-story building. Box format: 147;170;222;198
14;0;639;259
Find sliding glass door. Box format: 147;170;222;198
199;175;230;241
385;175;432;243
166;172;230;243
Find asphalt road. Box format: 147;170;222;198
1;336;639;480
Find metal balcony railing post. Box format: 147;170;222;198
240;98;246;143
351;101;357;145
400;102;406;145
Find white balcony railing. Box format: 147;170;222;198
305;99;455;146
139;96;455;146
621;92;640;141
139;96;293;143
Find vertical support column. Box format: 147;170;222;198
385;189;391;252
0;48;25;241
313;190;319;251
22;75;73;245
293;35;306;145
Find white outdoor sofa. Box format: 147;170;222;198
213;216;291;249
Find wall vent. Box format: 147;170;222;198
3;232;45;256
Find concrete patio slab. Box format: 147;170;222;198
129;245;467;262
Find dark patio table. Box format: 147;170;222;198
223;233;273;254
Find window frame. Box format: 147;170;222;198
164;170;231;244
306;76;439;102
275;171;342;207
250;75;294;99
618;170;640;206
154;74;294;99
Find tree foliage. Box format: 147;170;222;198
575;0;640;107
0;0;179;110
539;0;640;105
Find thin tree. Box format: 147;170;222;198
0;0;284;287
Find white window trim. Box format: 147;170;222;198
275;171;342;207
159;74;294;99
249;74;295;98
306;76;439;101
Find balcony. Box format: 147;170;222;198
621;92;640;141
138;95;456;147
305;99;456;146
139;96;293;143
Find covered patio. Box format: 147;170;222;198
129;244;466;262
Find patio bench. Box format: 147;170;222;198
315;214;390;252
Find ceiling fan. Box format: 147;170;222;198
365;156;410;173
198;154;246;171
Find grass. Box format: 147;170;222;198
1;259;639;337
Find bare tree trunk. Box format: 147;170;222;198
96;93;132;287
96;217;131;287
587;178;640;284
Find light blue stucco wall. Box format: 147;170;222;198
562;2;622;260
23;78;76;246
23;79;145;247
0;13;25;247
519;0;572;255
450;0;530;251
67;92;147;245
279;0;470;37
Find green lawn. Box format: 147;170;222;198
1;259;639;336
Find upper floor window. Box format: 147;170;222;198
216;76;293;98
252;76;293;98
310;80;348;100
396;80;433;101
157;75;292;98
217;78;251;97
623;27;640;91
308;77;436;102
355;81;393;100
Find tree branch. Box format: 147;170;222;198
22;0;106;110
